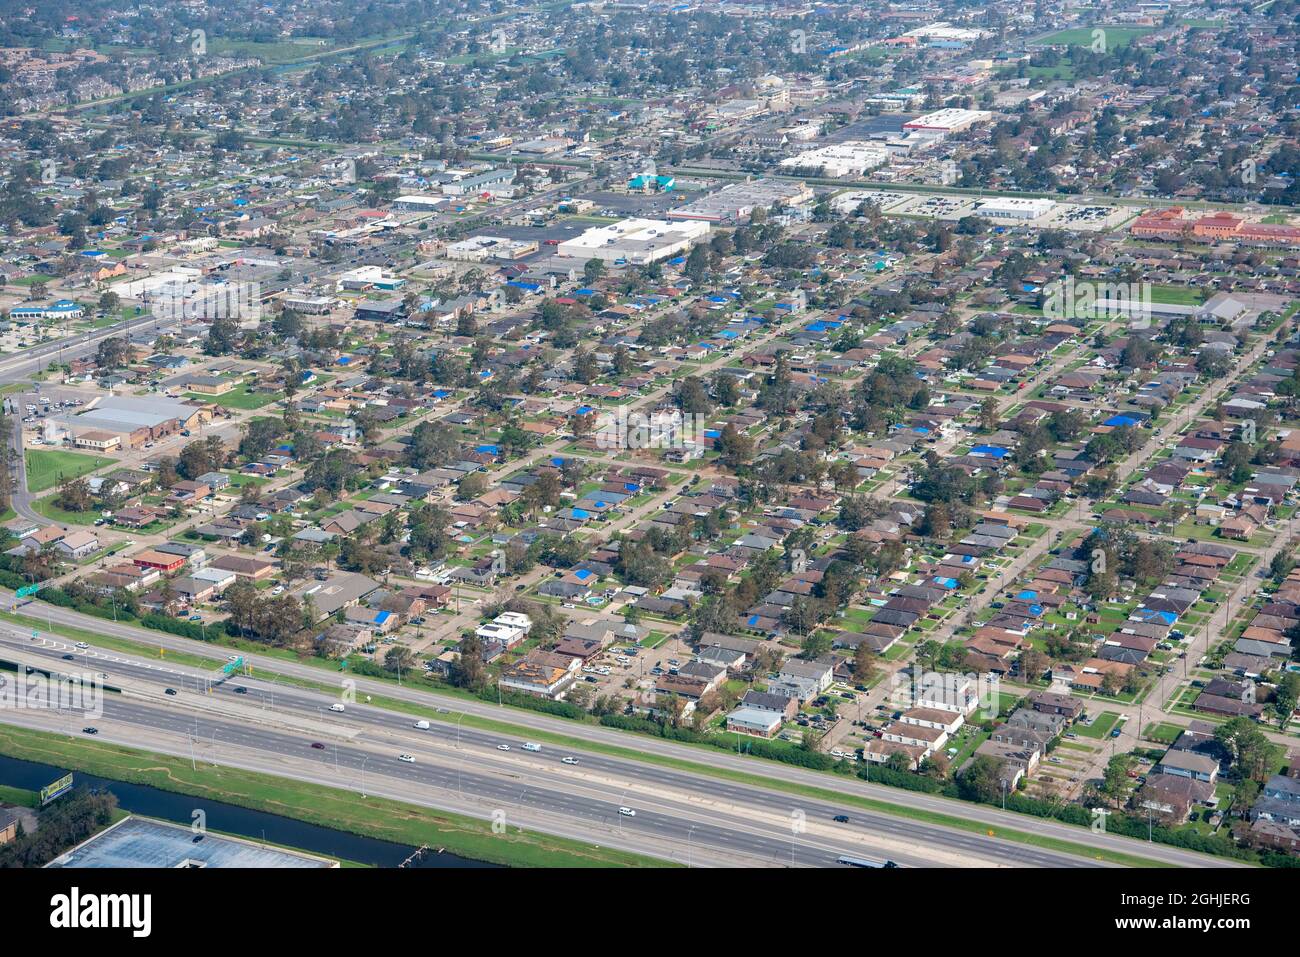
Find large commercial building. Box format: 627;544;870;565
53;395;210;449
1130;207;1300;248
973;197;1057;221
556;218;709;265
440;168;515;198
667;178;814;225
391;194;448;212
903;108;993;133
778;142;890;178
446;235;539;262
49;816;337;868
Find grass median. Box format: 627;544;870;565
0;724;669;868
9;608;1178;867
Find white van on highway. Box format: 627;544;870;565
329;703;345;713
522;742;541;752
414;719;431;730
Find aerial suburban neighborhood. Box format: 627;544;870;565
0;0;1294;921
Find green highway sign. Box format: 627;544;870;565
15;584;40;598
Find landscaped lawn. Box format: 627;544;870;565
1143;722;1184;745
25;448;107;492
1032;26;1154;48
1075;711;1121;739
185;388;279;410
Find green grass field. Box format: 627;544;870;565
184;389;279;410
1033;26;1154;48
0;724;667;868
25;449;107;492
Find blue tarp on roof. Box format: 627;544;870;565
1104;414;1140;428
971;445;1009;458
574;568;594;580
934;577;958;589
476;444;500;455
1017;590;1037;601
571;508;591;520
575;405;594;416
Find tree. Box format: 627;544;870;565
1100;753;1134;807
1215;716;1272;782
853;643;875;683
407;420;459;470
717;423;754;470
457;472;488;501
94;335;131;369
958;755;1005;803
54;475;93;512
205;316;241;356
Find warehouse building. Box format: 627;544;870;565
54;395;210;449
903;108;993;133
557;218;709;265
973;197;1057;220
778;142;890;178
667;178;814;225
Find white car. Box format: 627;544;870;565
75;642;89;650
398;754;415;763
561;756;579;765
497;744;511;751
618;807;636;817
227;655;240;662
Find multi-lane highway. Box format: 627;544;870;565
0;629;1101;868
0;612;1246;868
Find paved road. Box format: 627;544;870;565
1;635;1101;867
0;605;1245;867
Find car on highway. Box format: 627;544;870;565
832;815;850;823
562;756;579;765
398;754;415;763
164;688;177;696
497;744;511;751
83;727;98;735
227;655;240;662
75;641;88;649
62;654;75;661
618;807;636;817
233;687;248;695
310;742;326;750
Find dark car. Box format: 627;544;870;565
233;687;248;695
62;654;75;661
164;688;177;696
83;727;99;735
310;742;326;750
833;815;850;823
